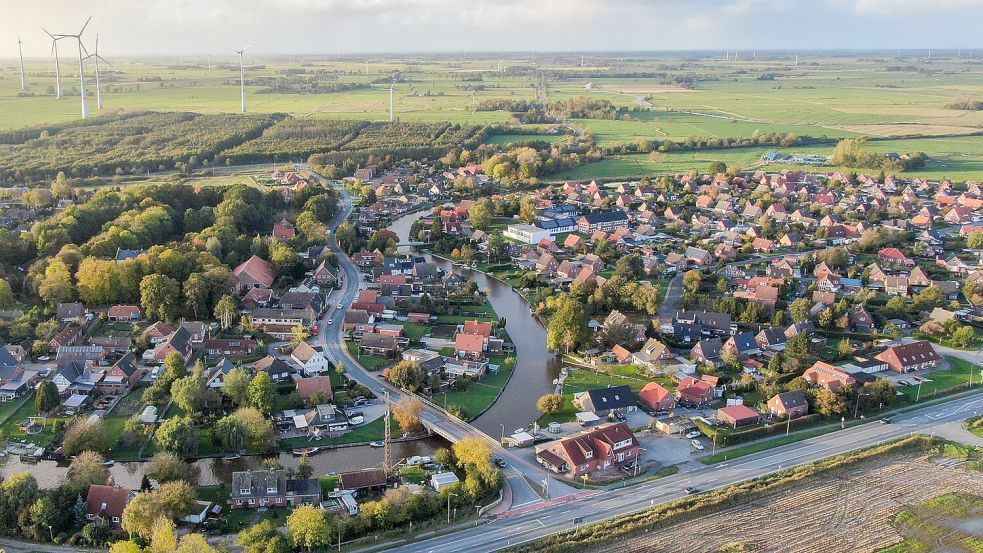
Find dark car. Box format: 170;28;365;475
494;457;507;469
684;487;699;495
879;418;892;424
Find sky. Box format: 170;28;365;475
6;0;983;58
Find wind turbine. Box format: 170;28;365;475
41;27;64;99
389;79;396;122
233;46;249;113
56;17;93;118
17;38;26;91
83;34;110;110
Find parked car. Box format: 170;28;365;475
494;457;507;469
621;461;637;474
38;368;51;377
897;380;912;387
684;430;702;439
37;356;50;362
911;375;924;383
690;439;704;451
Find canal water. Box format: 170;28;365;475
388;210;561;437
0;438;446;489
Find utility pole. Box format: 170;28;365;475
383;390;392;475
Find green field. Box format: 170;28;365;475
4;54;983;182
440;356;515;421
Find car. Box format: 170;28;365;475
494;457;507;469
327;319;333;325
911;375;924;383
690;439;704;451
880;418;892;424
338;304;344;309
684;486;699;495
684;430;702;439
621;461;637;473
151;366;162;379
37;356;51;362
611;411;626;422
38;368;51;378
897;380;912;387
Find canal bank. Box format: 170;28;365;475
387;209;560;437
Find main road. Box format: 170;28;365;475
306;170;573;508
376;392;983;553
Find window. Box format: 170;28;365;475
584;450;593;459
237;500;242;505
267;487;277;494
277;497;283;504
240;488;250;495
248;499;254;505
112;517;120;523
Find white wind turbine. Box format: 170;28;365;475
389;78;397;122
56;17;93;118
232;46;249;113
41;27;65;99
83;34;110;110
17;38;26;90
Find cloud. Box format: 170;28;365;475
838;0;983;14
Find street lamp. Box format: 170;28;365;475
915;377;932;402
854;392;869;419
581;474;589;489
447;492;458;524
634;448;646;477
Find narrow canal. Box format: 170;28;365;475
388;210;561;437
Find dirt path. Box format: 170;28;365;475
582;454;983;553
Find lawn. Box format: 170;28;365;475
278;416;401;450
346;341;391;371
440;356;516;421
899;356;980;402
537;366;659;426
0;392;73;448
0;392;33;425
401;322;431;342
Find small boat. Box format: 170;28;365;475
292;447;319;456
369;441;385;448
101;460;115;467
222;453;241;461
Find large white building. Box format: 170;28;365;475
504;224;551;244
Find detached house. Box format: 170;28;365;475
767;390;809;419
536;422;639;478
803;361;856;392
85;485;133;531
675;376;715;407
572;385;634;417
291;341;328;376
638;382;676;412
875;340;942;373
97;353;144;394
232;255;276;292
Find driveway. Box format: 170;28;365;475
658;272;684;322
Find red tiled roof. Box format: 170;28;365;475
233;255;276;288
455;333;485;353
295;376;333;400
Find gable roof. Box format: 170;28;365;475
233;255;276;288
295;376;333;400
580;385;634;410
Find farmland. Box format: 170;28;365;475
2;54;983;182
553;451;983;553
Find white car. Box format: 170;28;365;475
690;439;705;451
337;304;344;309
685;430;702;439
327;319;333;325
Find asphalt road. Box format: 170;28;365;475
306;171;564;508
375;393;983;553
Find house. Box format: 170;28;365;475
638;382;676;412
631;338;672;369
49;326;83;351
690;338;723;367
142;321;176;344
0;369;39;401
295;377;333;404
313;260;339;287
577;211;629;234
150;327;193;364
572;385;634;417
232;255;276;292
253;356;294;382
878;248;915;269
717;404;761;428
454;333;486;361
849;305;875;332
610;344;632;364
56;302;85;323
203;338;257;357
230;470;320;509
535;422;639;478
272;219;297;241
291;342;328;376
722;332;759;359
504;224;551;245
97;353;144;395
360;333;399;355
875;340;942;373
803;361;857;392
338;468;389;497
675;376;715;407
85;485;133;531
107;305;141;322
767;390;809;419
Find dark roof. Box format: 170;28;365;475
535;217;577;231
286;478;321;497
582;385;634;411
339;468;388;490
254;355;292;374
579;211;629;224
0;347;16;367
731;332;758;352
773;390;808;409
231;470;285;499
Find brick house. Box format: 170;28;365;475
875;340;942;373
230;470;321;509
767;390;809;419
535;422;639;478
232;255;276;292
638;382;676;412
85;485;133;531
803;361;856;392
97;353;144;395
675;376;715;407
717;404;761;428
107;305;141;322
